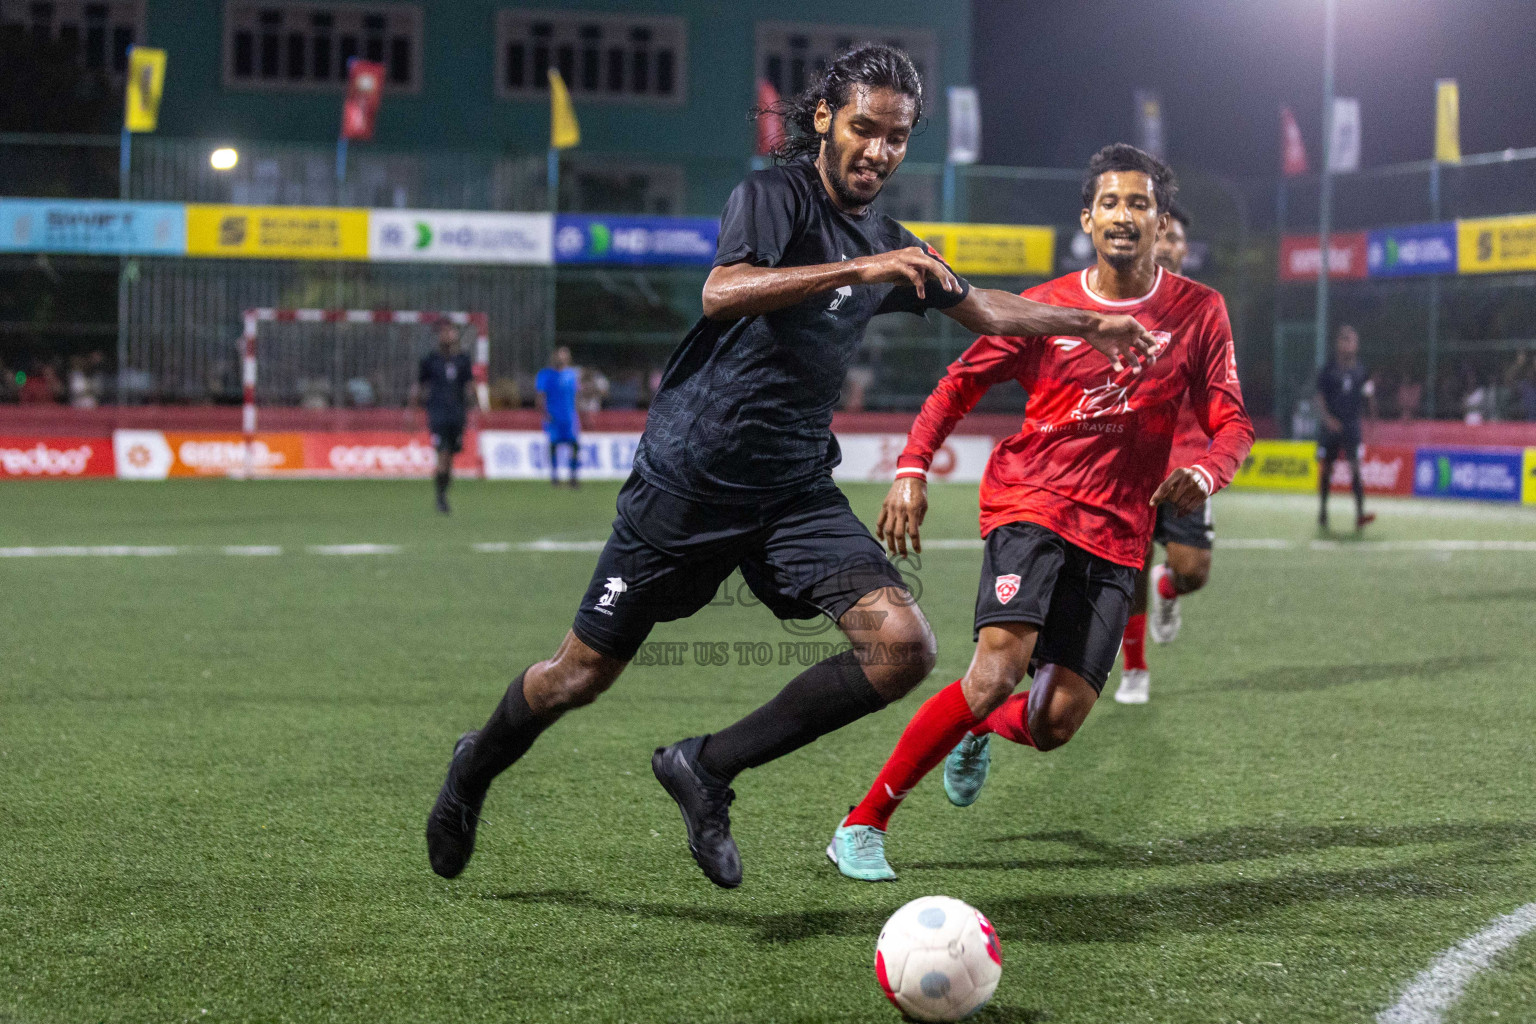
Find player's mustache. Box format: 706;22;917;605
1105;227;1140;240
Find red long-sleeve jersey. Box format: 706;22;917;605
897;267;1255;567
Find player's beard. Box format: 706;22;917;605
1101;228;1142;270
821;132;887;209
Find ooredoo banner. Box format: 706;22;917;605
302;432;479;476
1279;233;1369;281
0;436;115;478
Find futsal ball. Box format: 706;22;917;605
875;895;1002;1021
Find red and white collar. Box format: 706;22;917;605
1079;265;1163;308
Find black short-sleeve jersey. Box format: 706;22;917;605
633;158;971;502
1315;360;1370;437
420;351;473;421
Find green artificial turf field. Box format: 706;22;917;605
3;479;1535;1023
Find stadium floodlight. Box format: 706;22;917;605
210;147;239;171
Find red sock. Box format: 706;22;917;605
980;692;1036;747
1122;613;1148;671
1156;568;1178;601
844;681;980;832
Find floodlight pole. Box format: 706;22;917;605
1312;0;1337;370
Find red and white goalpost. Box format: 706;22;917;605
239;308;489;476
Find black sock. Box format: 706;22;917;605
435;469;450;497
1351;460;1365;517
696;650;888;784
458;670;554;796
1318;460;1331;520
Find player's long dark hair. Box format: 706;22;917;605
1081;143;1179;213
754;44;924;162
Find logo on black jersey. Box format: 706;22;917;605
828;253;853;312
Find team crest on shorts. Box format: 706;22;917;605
994;574;1021;605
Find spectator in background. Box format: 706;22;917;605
68;354;100;408
1395;373;1423;421
577;366;609;416
18;359;62;404
0;359;16;403
535;346;581;488
1504;350;1536;421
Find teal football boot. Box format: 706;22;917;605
942;731;991;807
826;821;897;882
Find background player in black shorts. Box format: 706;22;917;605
1315;324;1378;531
425;45;1159;890
414;322;482;515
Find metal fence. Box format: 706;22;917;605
3;131;1535;426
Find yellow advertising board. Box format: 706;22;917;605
903;222;1055;278
186;205;369;260
1229;439;1319;493
1457;214;1536;275
1524;448;1536;505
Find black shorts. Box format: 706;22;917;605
1153;498;1214;551
430;417;465;456
571;474;908;661
973;522;1136;693
1317;431;1362;464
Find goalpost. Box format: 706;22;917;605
239;308;490;477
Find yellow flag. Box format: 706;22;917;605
125;46;167;133
549;69;580;150
1435;79;1460;164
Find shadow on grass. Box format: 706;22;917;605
1169;654;1500;695
909;819;1536;873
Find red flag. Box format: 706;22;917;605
1280;106;1308;177
341;59;386;141
755;79;785;157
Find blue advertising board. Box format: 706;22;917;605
1367;221;1457;278
1412;446;1524;502
553;214;717;266
0;199;186;256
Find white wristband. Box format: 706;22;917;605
895;467;928;481
1190;465;1215;496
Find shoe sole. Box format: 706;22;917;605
1114;692;1150;705
652;748;741;889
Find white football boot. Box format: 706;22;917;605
1148;563;1182;644
1114;667;1150;704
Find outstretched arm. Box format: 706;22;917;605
943;287;1160;373
878;334;1027;556
702;247;962;320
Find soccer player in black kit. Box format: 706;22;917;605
415;322;482;515
1314;324;1377;530
426;45;1160;889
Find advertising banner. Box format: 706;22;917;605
1367;223;1456;278
370;210;553;264
480;430;639;480
114;430;306;479
301;432;478;476
553;215;717;266
1458;215;1536;275
0;199;185;256
186;205;369;260
1230;439;1319;493
903;222;1055;277
0;436;115;478
1412;446;1524;502
1525;448;1536;505
1278;232;1369;281
1329;444;1416;495
832;434;992;484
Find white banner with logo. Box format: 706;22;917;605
368;210;553;264
479;430;993;484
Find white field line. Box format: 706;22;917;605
4;538;1536;559
306;544;400;556
1378;902;1536;1024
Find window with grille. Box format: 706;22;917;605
755;22;936;107
223;2;421;93
497;9;685;104
0;0;143;74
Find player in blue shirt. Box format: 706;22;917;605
1315;325;1377;530
416;323;481;515
535;347;582;488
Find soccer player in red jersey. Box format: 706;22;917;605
826;144;1255;880
1113;202;1216;704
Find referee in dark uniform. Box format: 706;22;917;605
1315;324;1377;530
416;322;482;515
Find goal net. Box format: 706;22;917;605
240;307;488;429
